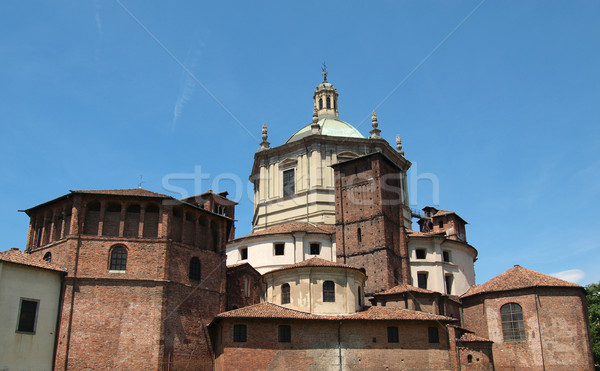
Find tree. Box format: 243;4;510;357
586;282;600;369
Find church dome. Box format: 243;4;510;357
285;117;365;143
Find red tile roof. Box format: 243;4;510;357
264;257;363;276
232;222;335;242
461;265;580;298
458;333;493;343
72;188;170;198
0;248;66;272
216;302;456;322
407;230;445;238
374;283;438;296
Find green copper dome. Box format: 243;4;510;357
285;118;365;143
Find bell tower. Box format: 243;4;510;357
313;65;339;119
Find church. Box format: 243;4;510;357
4;71;594;370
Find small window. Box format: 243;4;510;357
310;243;320;255
417;272;428;289
501;303;526;342
17;299;39;333
109;246;127;271
283;169;295;197
428;327;439;343
443;251;450;263
326;97;331;109
357;228;362;243
387;326;399;343
467;354;473;363
240;247;248;260
357;286;363;307
445;275;453;295
281;283;290;304
278;325;291;342
416;249;426;259
189;257;201;281
233;324;247;342
43;252;52;262
244;278;250;297
319;98;323;110
323;281;335;302
438;220;444;228
274;243;285;256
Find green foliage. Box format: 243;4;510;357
586;282;600;369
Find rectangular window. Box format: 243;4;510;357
445;275;453;295
428;326;439;343
283;169;295;197
17;299;39;333
310;243;320;255
278;325;291;343
240;247;248;260
233;324;247;342
274;243;285;256
415;249;426;259
387;326;399;343
443;251;450;263
417;272;428;289
323;281;335;302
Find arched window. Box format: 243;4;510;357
500;303;525;341
467;354;473;363
43;252;52;262
323;281;335;302
281;283;290;304
189;257;201;281
319;98;323;110
326;97;331;109
109;246;127;271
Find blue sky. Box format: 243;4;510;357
1;1;599;285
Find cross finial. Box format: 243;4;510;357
260;123;270;150
370;110;381;139
138;174;144;189
321;62;328;82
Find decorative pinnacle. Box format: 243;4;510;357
396;134;404;156
311;105;321;134
370;110;381;139
321;62;328;82
260;123;270;150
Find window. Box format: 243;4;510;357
17;299;39;333
281;283;290;304
109;246;127;271
417;272;428;289
357;228;362;242
445;275;453;295
43;252;52;262
323;281;335;302
387;326;399;343
233;324;247;342
438;220;444;228
326;97;331;109
443;251;450;263
278;325;291;342
416;249;426;259
319;98;323;110
358;286;363;307
310;243;320;255
274;243;285;256
428;326;439;343
283;169;295;197
239;247;248;260
189;257;201;281
500;303;526;342
244;278;250;297
467;354;473;363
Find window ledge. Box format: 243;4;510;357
108;270;126;274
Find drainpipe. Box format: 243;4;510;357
338;321;343;371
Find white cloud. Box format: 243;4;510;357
550;269;585;284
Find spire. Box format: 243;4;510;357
370;110;381;139
313;66;339;119
396;134;404;156
311;105;321;134
260;123;270;150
